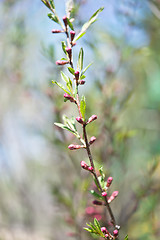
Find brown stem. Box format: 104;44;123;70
83;124;116;227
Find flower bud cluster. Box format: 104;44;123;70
80;161;93;172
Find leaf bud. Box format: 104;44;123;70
68;144;84;150
106;176;113;187
102;192;107;197
87;115;97;124
89;136;96;145
63;16;68;28
70;30;75;42
52;29;62;33
56;60;69;65
74;71;79;81
76;117;84;124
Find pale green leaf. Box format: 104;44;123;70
61;41;67;55
124;235;129;240
54;123;75;135
73;32;86;42
94;218;101;232
78;48;84;72
52;81;70;95
81;62;93;75
90;190;103;200
68;67;75;75
61;71;69;83
49;0;55;9
67;18;74;30
80;95;86;120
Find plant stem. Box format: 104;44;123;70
83;124;116;227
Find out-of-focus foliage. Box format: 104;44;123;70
0;0;160;240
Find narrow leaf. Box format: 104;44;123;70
61;71;69;83
41;0;51;9
84;228;93;233
68;67;75;75
81;62;93;75
52;81;70;95
124;236;129;240
54;123;75;135
94;218;101;232
90;190;103;200
48;13;59;23
73;32;86;42
73;7;104;43
80;75;86;80
61;41;67;55
78;48;84;72
49;0;55;9
67;18;74;30
80;95;86;120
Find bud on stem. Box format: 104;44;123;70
106;177;113;187
87;115;97;124
64;93;76;103
89;136;96;145
56;60;69;65
66;47;72;60
52;29;62;33
63;16;68;28
68;144;85;150
70;30;75;42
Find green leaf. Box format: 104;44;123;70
124;235;129;240
49;0;55;9
66;78;73;94
73;7;104;43
73;32;86;42
84;228;93;233
81;62;93;75
52;81;70;95
80;95;86;120
41;0;51;9
68;67;75;75
61;71;69;83
54;123;75;135
63;115;77;133
90;190;103;200
80;75;86;80
67;18;74;30
94;218;101;232
48;13;59;23
78;48;84;72
61;41;67;55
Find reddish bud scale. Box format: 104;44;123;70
79;80;85;85
88;166;93;172
80;161;88;170
63;16;68;28
66;47;72;59
74;71;79;81
107;176;113;187
87;115;97;124
52;29;62;33
92;200;103;206
68;144;84;150
56;60;69;65
76;117;83;124
89;136;96;145
70;30;75;42
64;93;75;103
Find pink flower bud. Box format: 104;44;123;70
74;71;79;81
56;60;69;65
66;47;72;59
79;80;85;85
108;191;119;203
92;200;103;206
113;229;119;237
68;144;84;150
80;161;88;170
63;16;68;27
88;166;93;172
87;115;97;124
76;117;83;124
64;93;75;103
51;29;62;33
70;30;75;42
107;176;113;187
101;227;108;234
102;192;107;197
89;136;96;145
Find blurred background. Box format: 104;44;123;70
0;0;160;239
